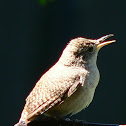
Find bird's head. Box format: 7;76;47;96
59;34;115;67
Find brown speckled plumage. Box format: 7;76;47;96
22;62;84;123
15;34;115;126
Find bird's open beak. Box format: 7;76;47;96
97;34;116;49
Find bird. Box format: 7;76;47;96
14;34;115;126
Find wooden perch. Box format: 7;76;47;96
28;118;123;126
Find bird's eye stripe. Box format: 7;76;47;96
86;43;95;47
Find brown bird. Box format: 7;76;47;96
14;34;115;126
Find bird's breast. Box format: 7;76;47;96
45;65;100;117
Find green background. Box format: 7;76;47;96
1;0;126;125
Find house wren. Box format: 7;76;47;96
15;34;115;126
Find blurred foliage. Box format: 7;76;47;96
39;0;55;5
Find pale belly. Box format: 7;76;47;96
45;65;100;118
44;84;97;117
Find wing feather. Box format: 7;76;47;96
22;66;83;122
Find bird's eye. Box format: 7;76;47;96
88;47;94;52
